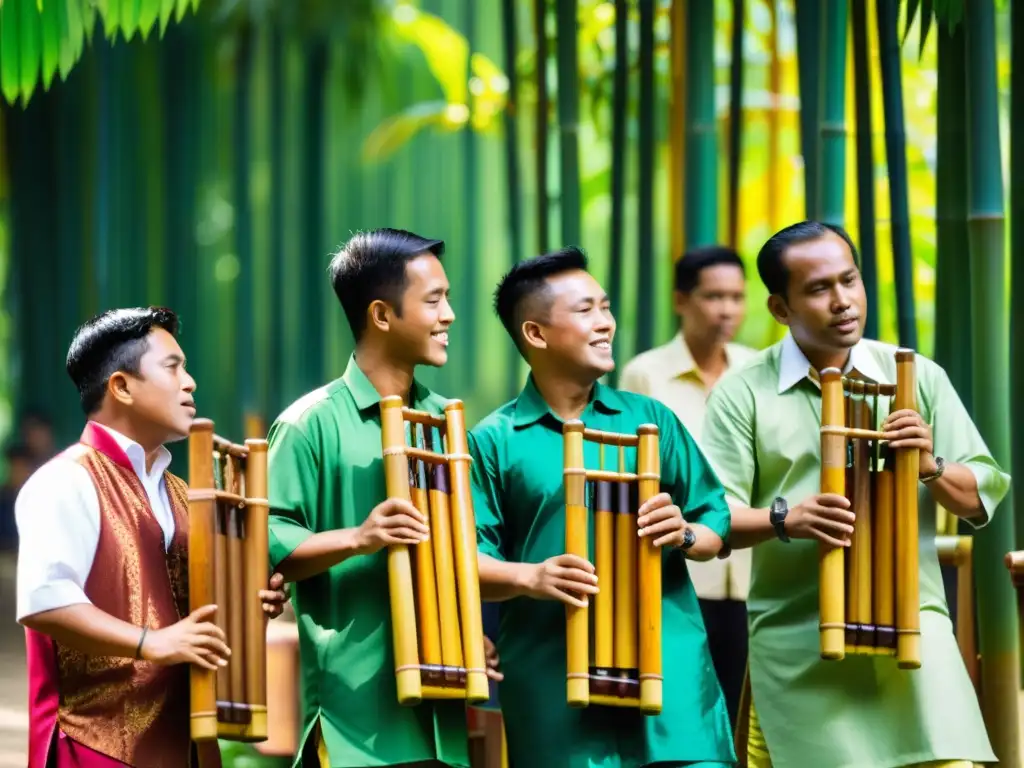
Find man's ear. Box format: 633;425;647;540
521;320;547;352
368;300;391;333
766;294;790;326
672;290;688;317
107;372;134;407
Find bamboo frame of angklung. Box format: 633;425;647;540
562;420;662;715
819;349;921;668
379;395;489;706
1004;551;1024;651
187;418;269;742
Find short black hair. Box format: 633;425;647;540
674;246;746;293
328;228;445;341
3;442;31;462
756;220;859;298
493;246;589;356
66;307;180;415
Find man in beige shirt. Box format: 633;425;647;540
619;244;756;728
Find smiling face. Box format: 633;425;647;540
381;254;455;368
767;231;867;359
111;327;197;443
522;268;616;377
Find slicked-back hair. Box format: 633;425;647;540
493;246;589;357
674;245;746;293
66;307;180;415
756;220;860;299
328;228;445;341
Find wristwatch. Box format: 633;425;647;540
769;497;790;543
921;456;945;484
680;527;697;552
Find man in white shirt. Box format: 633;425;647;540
16;306;288;768
618;245;756;728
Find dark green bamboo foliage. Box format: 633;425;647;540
501;0;523;396
534;0;550;254
684;0;716;248
851;0;878;340
964;1;1021;763
233;24;255;426
607;0;628;383
635;0;655;354
555;0;580;246
877;0;916;349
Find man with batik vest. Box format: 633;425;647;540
15;307;288;768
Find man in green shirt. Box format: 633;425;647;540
701;221;1006;768
266;228;500;768
469;247;737;768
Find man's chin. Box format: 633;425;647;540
419;351;449;369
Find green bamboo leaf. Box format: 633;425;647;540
390;5;468;105
38;0;61;89
18;0;42;104
174;0;190;21
58;0;83;78
119;0;142;40
137;0;159;39
0;0;23;104
902;0;920;45
362;100;452;163
158;0;176;35
918;0;933;58
94;0;120;39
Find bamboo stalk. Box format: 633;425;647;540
534;0;549;254
684;0;716;248
555;0;580;246
608;0;628;384
234;23;255;436
636;0;655;353
669;0;686;262
816;0;847;227
964;1;1021;762
501;0;523;397
1009;0;1024;554
876;0;916;349
726;0;744;249
794;0;820;218
850;0;878;340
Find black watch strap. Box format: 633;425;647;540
680;527;696;551
769;497;790;543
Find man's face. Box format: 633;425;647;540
768;232;867;357
674;263;746;346
121;328;197;443
526;269;616;377
387;254;455;368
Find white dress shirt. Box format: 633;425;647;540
619;332;758;601
15;422;175;621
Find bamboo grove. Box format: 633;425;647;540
0;0;1021;763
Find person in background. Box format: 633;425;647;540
618;245;756;728
18;408;56;467
0;442;33;550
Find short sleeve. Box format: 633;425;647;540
15;458;100;621
618;359;650;396
654;403;731;542
700;378;758;508
267;421;319;568
925;362;1010;528
468;428;506;562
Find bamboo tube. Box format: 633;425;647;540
636;424;662;715
443;401;489;704
849;385;873;653
613;450;637;684
873;460;896;652
379;395;422;705
819;369;846;660
893;350;920;668
227;503;246;719
188;419;219;741
242;439;269;739
593;480;614;674
563;421;589;708
409;448;443;681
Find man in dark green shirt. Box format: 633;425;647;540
469;248;737;768
265;228;499;768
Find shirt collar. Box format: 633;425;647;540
776;331;887;394
341;354;432;413
666;331;744;379
512;375;625;428
88;421;172;481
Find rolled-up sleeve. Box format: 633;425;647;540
468;427;506;562
700;377;758;510
15;459;100;621
926;363;1009;528
267;421;319;568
